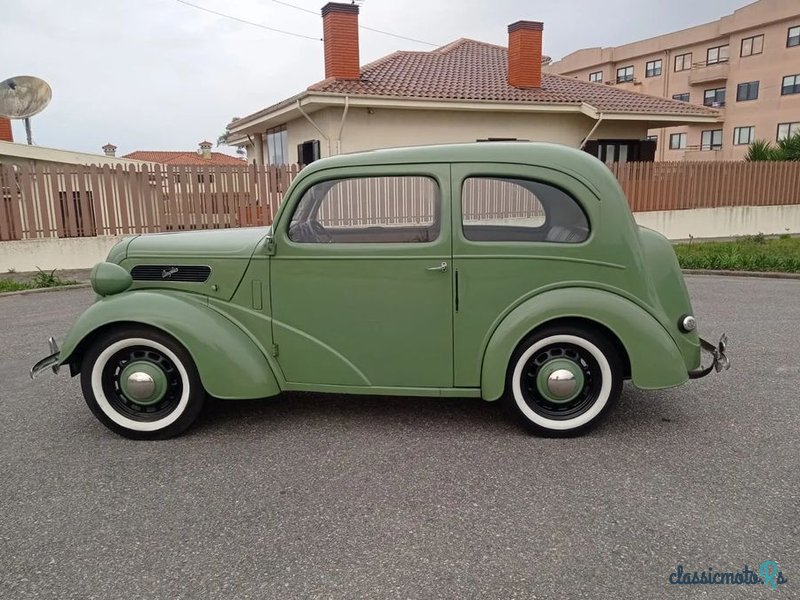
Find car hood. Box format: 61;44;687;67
125;227;271;259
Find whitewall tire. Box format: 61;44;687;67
505;325;623;436
80;327;205;439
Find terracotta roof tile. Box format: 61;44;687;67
122;150;246;166
306;39;717;117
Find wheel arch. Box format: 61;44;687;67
59;291;281;400
507;316;631;381
480;287;689;401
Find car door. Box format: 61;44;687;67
450;163;601;388
270;164;454;389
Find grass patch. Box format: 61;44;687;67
0;279;34;293
674;234;800;273
0;268;80;293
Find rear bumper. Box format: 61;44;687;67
30;337;61;379
688;334;730;379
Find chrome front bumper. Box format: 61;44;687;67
30;337;61;379
688;333;730;379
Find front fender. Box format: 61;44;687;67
59;291;280;400
481;288;692;400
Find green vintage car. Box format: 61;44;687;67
31;143;728;438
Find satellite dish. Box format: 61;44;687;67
0;76;53;145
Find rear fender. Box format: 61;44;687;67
481;287;690;400
58;291;280;400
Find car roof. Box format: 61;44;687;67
301;142;615;193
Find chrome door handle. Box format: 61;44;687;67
426;261;448;272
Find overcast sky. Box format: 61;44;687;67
3;0;752;156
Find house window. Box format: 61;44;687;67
733;126;755;145
704;87;726;107
461;177;589;243
669;133;687;149
674;52;692;72
788;25;800;48
289;176;440;243
589;71;603;83
781;74;800;95
777;122;800;140
706;45;729;64
736;81;759;101
616;65;634;83
701;129;723;150
645;59;662;77
740;34;764;56
672;92;690;102
264;125;288;165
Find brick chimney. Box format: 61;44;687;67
0;117;13;142
199;140;213;159
102;143;117;157
322;2;360;80
507;20;544;89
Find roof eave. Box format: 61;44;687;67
227;94;719;145
597;111;721;124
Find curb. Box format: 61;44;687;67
0;283;92;298
682;269;800;280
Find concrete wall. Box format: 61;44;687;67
633;204;800;240
1;236;123;273
3;204;799;272
0;141;150;168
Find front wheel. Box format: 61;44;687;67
504;325;623;437
80;327;205;439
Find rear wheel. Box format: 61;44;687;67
504;325;623;436
80;327;205;439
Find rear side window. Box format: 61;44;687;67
289;176;439;243
461;177;590;243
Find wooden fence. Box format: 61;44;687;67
1;160;799;241
0;162;300;241
609;161;800;213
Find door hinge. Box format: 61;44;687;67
265;236;276;256
270;343;279;357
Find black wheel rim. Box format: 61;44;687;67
520;343;603;420
101;346;183;422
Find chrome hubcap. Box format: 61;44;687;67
126;371;156;401
547;369;577;398
118;360;169;406
535;358;585;404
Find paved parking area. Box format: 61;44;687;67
1;276;798;599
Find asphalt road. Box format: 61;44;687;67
1;276;798;600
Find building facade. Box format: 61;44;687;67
547;0;800;161
227;3;718;166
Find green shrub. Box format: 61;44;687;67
674;235;800;273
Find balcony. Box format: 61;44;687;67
683;146;722;161
689;60;729;85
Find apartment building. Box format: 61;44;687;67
547;0;800;160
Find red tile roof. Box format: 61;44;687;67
122;150;246;166
305;39;717;117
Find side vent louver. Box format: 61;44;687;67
130;265;211;283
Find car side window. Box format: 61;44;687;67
461;177;589;243
288;176;440;244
